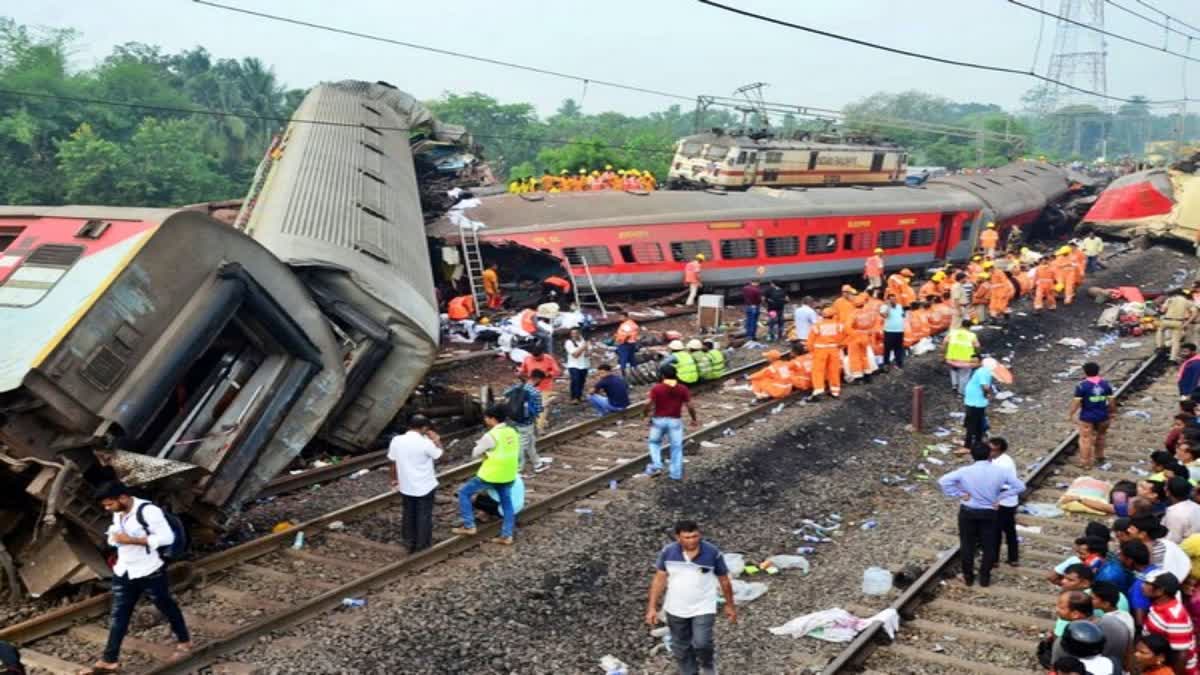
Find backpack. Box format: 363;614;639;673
504;385;533;425
136;502;189;562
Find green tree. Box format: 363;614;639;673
55;123;129;204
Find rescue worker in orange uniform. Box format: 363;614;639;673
988;267;1015;320
1011;260;1033;297
787;342;814;391
967;255;984;278
831;286;859;324
543;275;571;301
447;294;476;320
926;299;955;334
749;349;794;400
540;172;557;192
863;248;885;292
482;263;503;309
970;272;991;324
1052;246;1079;304
1069;242;1087;286
903;301;932;348
846;294;880;381
807;307;846;400
978;222;999;258
1034;257;1058;311
918;272;944;303
863;289;886;356
613;311;640;376
684;254;704;306
892;269;917;307
639;170;657;191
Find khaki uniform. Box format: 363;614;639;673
1158;295;1197;360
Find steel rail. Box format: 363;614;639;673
820;350;1163;674
0;359;763;647
143;366;792;674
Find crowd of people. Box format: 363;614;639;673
507;166;658;194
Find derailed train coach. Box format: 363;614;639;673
0;81;440;595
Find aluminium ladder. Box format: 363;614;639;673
458;222;486;317
567;257;608;319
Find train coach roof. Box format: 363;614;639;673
430;185;979;237
0;205;180;222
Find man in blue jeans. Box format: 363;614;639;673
88;482;191;675
589;364;630;415
645;520;737;675
742;279;762;342
452;406;520;545
644;365;698;480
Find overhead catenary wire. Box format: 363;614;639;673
696;0;1192;104
1008;0;1200;63
1132;0;1200;37
1104;0;1200;42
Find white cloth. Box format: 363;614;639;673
1079;655;1114;675
1157;537;1192;581
767;607;899;642
107;498;173;579
991;453;1020;508
564;338;591;370
1165;500;1200;543
793;304;818;341
387;431;443;496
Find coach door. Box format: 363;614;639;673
934;212;956;260
743;151;757;186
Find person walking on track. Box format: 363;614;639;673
945;319;980;394
938;444;1026;587
1069;362;1115;470
644;365;698;480
684;254;704;306
452;406;520;545
864;248;885;291
614;311;640;378
963;357;998;450
86;482;192;675
388;414;443;553
645;520;736;675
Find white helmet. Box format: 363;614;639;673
669;339;686;351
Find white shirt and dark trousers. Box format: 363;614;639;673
388;431;444;553
103;498;190;664
991;453;1021;565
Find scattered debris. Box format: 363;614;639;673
1057;337;1088;348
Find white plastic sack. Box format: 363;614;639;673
724;553;746;578
768;607;900;642
1022;502;1064;518
910;337;936;356
764;555;810;574
731;579;768;604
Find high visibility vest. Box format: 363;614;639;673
811;320;844;350
477;424;520;483
706;349;726;379
448;296;474;320
519;309;537;333
673;351;699;384
693;351;712;380
616;320;639;344
945;328;976;362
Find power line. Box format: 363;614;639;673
1008;0;1200;63
1104;0;1200;41
191;0;696;104
1132;0;1200;36
696;0;1190;104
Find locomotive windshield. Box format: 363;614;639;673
679;141;703;158
703;144;731;161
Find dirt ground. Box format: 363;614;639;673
227;243;1198;675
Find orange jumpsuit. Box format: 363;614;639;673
988;270;1014;318
1014;265;1033;297
971;280;991;323
831;296;858;325
750;361;794;399
615;319;640;344
886;274;909;306
979;229;999;254
540;175;556;191
1053;257;1079;304
927;302;955;334
863;296;885;355
967;261;983;278
482;268;502;309
1034;264;1057;310
846;305;880;379
807;319;846;396
864;256;884;288
788;354;814;391
902;308;931;348
1071;249;1087;285
918;280;941;302
447;295;475;320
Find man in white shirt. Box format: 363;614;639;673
989;437;1021;566
792;296;819;343
1164;477;1200;543
89;481;191;674
388;414;443;553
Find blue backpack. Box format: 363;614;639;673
136;502;189;562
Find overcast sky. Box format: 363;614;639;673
10;0;1200;118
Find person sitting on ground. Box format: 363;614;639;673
787;342;813;392
472;475;526;522
588;363;630;416
1061;479;1138;517
749;349;794;401
1165;476;1200;543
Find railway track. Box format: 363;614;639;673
1;359;776;674
822;350;1165;675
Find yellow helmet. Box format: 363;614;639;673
578;168;586;174
978;272;990;280
605;164;612;170
1056;246;1071;256
873;247;884;254
695;253;706;261
971;255;982;262
1054;282;1065;292
932;271;946;281
559;169;568;175
1020;247;1030;253
986;222;995;229
982;260;994;269
591;170;600;176
479;316;491;325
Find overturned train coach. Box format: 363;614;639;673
432;161;1073;291
0;81;439;596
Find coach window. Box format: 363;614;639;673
808;152;819;170
909;228;936;247
765;151;783;164
618;242;664;264
735;151;747;165
562;245;613;266
805;234;837;255
842;232;871;252
670;240;714;262
680;141;703;158
720;238;757;260
0;227;23;253
876;230;905;249
765;236;799;257
0;244;84;307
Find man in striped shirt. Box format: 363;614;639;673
1142;570;1198;675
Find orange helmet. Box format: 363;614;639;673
900;268;914;277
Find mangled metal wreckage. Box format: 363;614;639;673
0;81;440;596
1083;154;1200;243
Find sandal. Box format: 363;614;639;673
77;664;121;674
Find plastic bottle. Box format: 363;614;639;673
861;567;893;595
341;597;366;609
796;546;816;555
291;531;305;550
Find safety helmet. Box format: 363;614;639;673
1020;247;1030;253
1057;246;1071;256
1060;620;1105;658
668;339;685;351
873;247;884;254
764;349;781;360
972;255;982;262
978;272;990;280
841;284;856;293
618;169;626;175
605;164;612;170
1055;282;1065;292
559;169;568;175
901;268;914;277
578;169;586;174
687;339;704;350
696;253;706;261
591;170;600;176
982;261;994;269
479;317;491;325
932;271;946;281
986;222;995;229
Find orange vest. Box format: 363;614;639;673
448;295;474;320
615;319;639;344
518;309;537;333
808;320;845;351
918;280;940;301
684;261;701;284
832;297;857;324
850;305;880;332
788;354;814;390
927;303;955;333
1035;265;1056;287
972;281;991;304
979;230;999;249
864;256;883;276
